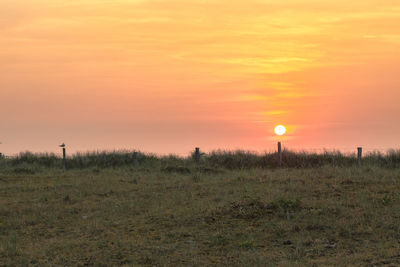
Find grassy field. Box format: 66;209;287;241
1;152;400;266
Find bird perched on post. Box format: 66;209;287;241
59;143;65;148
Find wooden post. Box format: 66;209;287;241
277;142;282;167
62;147;66;172
0;152;2;159
357;147;362;167
194;147;200;163
133;152;139;168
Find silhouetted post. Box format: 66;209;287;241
0;152;3;159
357;147;362;167
62;147;66;171
133;152;139;168
59;143;66;171
194;147;200;163
277;142;282;167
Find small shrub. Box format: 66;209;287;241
208;234;229;248
381;195;393;206
196;166;224;175
162;166;191;174
3;231;19;257
192;173;201;182
239;240;255;250
268;198;302;213
226;198;268;219
12;167;36;175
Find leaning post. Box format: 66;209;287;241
277;142;282;167
357;147;362;167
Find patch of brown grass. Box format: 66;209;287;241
1;166;400;265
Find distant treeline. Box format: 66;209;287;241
0;149;400;170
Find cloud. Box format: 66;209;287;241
1;0;400;153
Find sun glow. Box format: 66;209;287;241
1;0;400;154
274;125;287;136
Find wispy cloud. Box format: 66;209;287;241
1;0;400;153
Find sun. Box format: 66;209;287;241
274;125;287;136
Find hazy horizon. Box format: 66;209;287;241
1;0;400;155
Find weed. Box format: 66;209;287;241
192;173;201;182
12;166;36;175
382;195;393;206
268;198;302;213
208;234;229;248
162;166;191;174
239;240;255;250
2;232;19;257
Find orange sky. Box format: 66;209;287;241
1;0;400;155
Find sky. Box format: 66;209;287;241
1;0;400;155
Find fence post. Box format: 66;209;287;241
133;152;139;168
62;147;66;171
59;143;66;171
277;142;282;167
357;147;362;167
0;152;2;159
194;147;200;163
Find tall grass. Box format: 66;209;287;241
0;149;399;170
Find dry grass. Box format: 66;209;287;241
1;165;400;266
